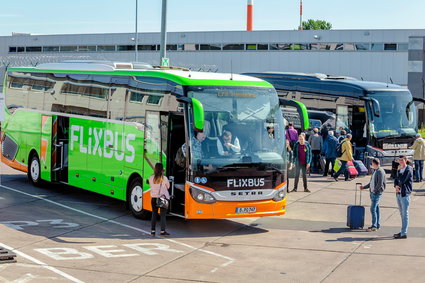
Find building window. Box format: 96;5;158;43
246;44;257;51
97;45;116;51
310;43;331;50
355;43;370;50
384;43;397;51
166;44;177;51
129;91;145;103
118;45;135;51
398;43;408;51
371;43;384;51
177;44;184;51
184;44;198;51
43;46;60;52
78;46;97;52
138;45;156;51
147;94;163;105
9;47;17;53
293;44;311;50
257;44;268;50
223;44;244;50
17;47;25;52
270;44;292;50
26;46;42;52
60;46;78;52
199;44;222;51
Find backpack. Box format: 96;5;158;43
175;146;186;168
336;140;346;158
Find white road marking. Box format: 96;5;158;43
0;242;84;283
0;184;235;272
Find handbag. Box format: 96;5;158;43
155;183;169;209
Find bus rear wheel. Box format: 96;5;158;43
28;154;42;186
127;178;151;220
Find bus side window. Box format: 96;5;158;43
109;76;128;120
5;72;28;113
88;75;110;118
28;72;48;111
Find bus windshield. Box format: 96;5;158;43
187;86;285;172
368;91;417;138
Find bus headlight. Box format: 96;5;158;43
190;186;216;204
272;188;287;202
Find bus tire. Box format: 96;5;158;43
28;154;42;186
127;178;151;220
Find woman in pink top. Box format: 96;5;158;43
149;163;170;237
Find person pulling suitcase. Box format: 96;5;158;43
360;158;386;231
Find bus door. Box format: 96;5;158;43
166;113;186;216
144;111;163;210
40;115;69;183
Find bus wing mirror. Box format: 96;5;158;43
413;97;425;104
362;97;380;117
370;98;381;117
176;96;205;132
279;99;309;131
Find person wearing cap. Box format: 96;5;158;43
308;128;323;173
411;133;425;182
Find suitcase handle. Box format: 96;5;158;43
355;182;362;205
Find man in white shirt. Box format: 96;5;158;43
217;130;241;156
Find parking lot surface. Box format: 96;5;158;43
1;163;424;283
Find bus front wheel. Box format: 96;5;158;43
127;178;151;220
28;154;42;186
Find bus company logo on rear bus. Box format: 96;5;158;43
227;178;265;188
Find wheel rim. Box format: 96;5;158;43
130;185;143;212
30;158;40;182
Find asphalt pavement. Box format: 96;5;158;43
0;163;424;283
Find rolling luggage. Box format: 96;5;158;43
320;156;326;172
347;161;359;178
354;160;368;176
347;183;365;229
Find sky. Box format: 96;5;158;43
0;0;424;36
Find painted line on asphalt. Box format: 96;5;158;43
0;242;85;283
0;184;235;271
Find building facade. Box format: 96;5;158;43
1;29;425;91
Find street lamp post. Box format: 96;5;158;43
159;0;168;65
135;0;139;62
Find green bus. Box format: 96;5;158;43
1;61;308;219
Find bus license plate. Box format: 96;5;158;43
236;207;256;214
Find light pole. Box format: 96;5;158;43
159;0;168;65
135;0;139;62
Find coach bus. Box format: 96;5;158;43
1;61;308;219
245;72;423;166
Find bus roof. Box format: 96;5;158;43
243;72;408;98
7;61;272;88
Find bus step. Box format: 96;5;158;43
0;247;17;264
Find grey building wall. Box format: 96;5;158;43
1;29;425;89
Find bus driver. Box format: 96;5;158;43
217;130;241;156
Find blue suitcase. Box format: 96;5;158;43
347;183;365;229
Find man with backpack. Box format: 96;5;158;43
334;134;354;181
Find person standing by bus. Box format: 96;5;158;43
393;155;413;239
286;122;299;148
291;134;312;192
360;158;386;231
149;163;171;237
322;130;338;177
411;133;425;182
308;128;323;173
334;134;353;181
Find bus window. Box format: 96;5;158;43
6;72;29;113
109;76;128;120
88;75;110;118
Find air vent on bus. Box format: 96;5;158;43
2;135;18;161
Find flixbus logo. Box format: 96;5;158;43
70;125;136;163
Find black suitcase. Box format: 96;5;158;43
347;183;365;229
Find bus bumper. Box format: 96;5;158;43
184;197;287;219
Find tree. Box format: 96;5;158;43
300;19;332;30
